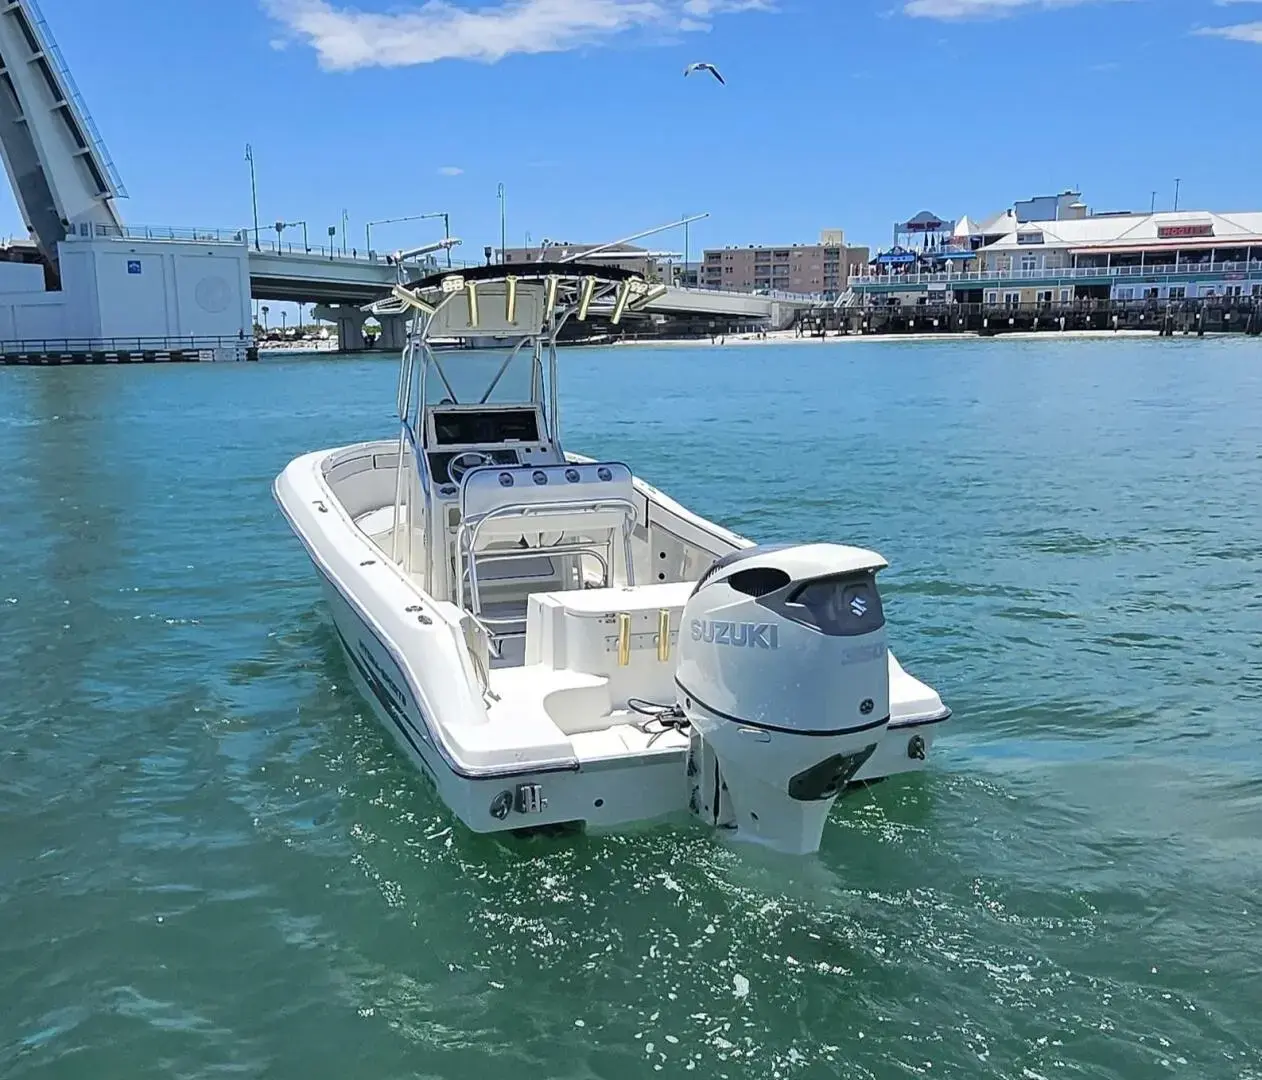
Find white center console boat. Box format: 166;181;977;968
274;259;950;855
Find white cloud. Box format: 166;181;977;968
681;0;769;13
1199;0;1262;42
437;165;464;175
904;0;1096;18
264;0;769;71
1196;19;1262;40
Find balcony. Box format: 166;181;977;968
849;259;1262;289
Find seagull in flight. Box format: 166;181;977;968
684;62;725;85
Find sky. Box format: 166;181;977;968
5;0;1261;261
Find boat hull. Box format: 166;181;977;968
317;558;946;834
277;441;949;842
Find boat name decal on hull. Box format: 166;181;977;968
329;620;439;785
357;640;409;714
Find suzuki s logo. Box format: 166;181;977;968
691;619;780;649
850;595;868;618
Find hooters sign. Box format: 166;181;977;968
1157;223;1213;239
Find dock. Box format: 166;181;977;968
0;336;257;365
802;298;1262;338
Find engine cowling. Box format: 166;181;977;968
677;543;891;855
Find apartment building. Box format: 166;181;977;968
701;230;870;298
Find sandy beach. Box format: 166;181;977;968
609;326;1165;348
262;326;1182;355
257;339;340;354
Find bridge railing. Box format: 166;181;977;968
686;284;826;302
64;223;252;244
23;0;128;197
251;242;467;268
0;334;248;353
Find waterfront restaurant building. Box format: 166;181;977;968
850;209;1262;307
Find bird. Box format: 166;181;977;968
684;62;725;85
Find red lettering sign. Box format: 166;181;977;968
1156;223;1213;239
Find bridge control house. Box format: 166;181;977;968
851;198;1262;309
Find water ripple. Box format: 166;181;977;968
2;341;1261;1079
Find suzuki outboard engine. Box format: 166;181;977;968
677;543;891;855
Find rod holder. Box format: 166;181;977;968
611;279;632;325
657;609;671;662
389;284;435;315
505;275;518;324
465;280;479;327
629;282;668;310
617;612;631;667
577;276;596;321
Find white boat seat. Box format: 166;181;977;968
487;666;614;737
354;504;408;549
456;461;639;622
525;582;694;708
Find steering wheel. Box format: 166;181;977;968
447;450;493;484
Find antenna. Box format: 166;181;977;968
559;213;710;264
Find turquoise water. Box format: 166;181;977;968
2;336;1261;1079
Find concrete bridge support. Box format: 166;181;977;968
312;303;366;351
376;314;408;350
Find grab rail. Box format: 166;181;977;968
456;498;637;622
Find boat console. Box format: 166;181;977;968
425;404;563;496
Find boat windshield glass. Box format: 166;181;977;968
424;342;537;406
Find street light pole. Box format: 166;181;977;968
244;143;260;251
684;214;690;286
497;183;506;264
340;208;348;255
275;220;308;252
366;212;454;265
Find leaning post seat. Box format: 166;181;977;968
456;461;639;631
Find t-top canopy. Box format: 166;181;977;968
372;260;667;342
405;260;642;291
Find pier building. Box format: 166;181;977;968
851;195;1262;309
